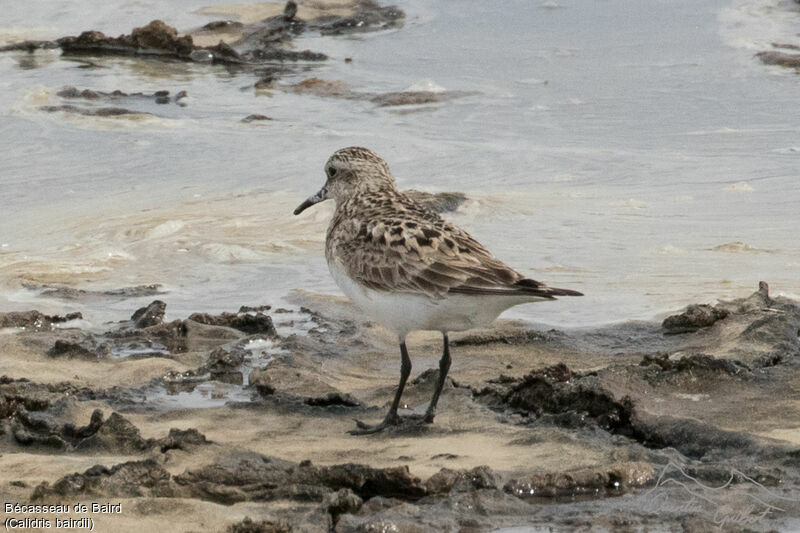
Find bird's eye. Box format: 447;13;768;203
328;167;338;178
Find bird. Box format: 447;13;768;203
294;147;582;434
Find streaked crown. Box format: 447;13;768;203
324;147;395;200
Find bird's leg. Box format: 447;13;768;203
424;332;451;423
350;339;411;435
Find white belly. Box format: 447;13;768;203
328;262;546;338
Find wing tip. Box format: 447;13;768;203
516;279;583;297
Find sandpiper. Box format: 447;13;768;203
294;147;582;434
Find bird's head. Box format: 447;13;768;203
293;146;395;215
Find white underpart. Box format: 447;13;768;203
329;261;550;338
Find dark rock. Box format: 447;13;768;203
404;190;467;214
55;87;185;107
56;20;193;58
206;40;243;63
104;317;189;355
451;328;560;347
249;368;275;396
0;310;82;330
174;451;426;504
504;461;653;498
207;345;247;370
286;77;354;97
372;90;477;107
315;0;404;35
242;48;327;62
176;450;292;485
425;466;499;494
31;459;177;501
242;114;272;122
314;463;426;500
156;428;210;452
0;379;74;418
475;363;638;436
48;339;105;359
164;368;210;388
37;286;90;299
13;426;68;449
1;1;406;82
325;488;363;520
771;42;800;51
40;104;154;117
304;392;361;407
335;500;457;532
371;91;447;106
62;409;105;440
284;0;298;20
227;517;291;533
634;415;771;459
640;353;747;376
239;305;272;313
11;403;74;448
662;304;729;333
57;86;102;99
131;300;167;328
75;412;149;453
14;405;62;434
131;20;192;54
202;20;244;32
756;51;800;68
284;77;473;108
90;284;163;298
0;40;60;52
188;311;276;336
9;400;195;454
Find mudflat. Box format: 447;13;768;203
2;282;800;531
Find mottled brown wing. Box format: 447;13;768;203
332;199;578;299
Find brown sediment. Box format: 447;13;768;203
2;283;800;529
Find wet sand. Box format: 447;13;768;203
2;282;800;531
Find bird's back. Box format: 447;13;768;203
326;189;581;301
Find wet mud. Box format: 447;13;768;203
2;283;800;530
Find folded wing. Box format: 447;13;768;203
332;195;582;300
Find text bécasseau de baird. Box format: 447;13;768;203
5;503;121;514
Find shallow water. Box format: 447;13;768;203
1;0;799;328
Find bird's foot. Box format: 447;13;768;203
348;413;399;435
348;412;432;435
